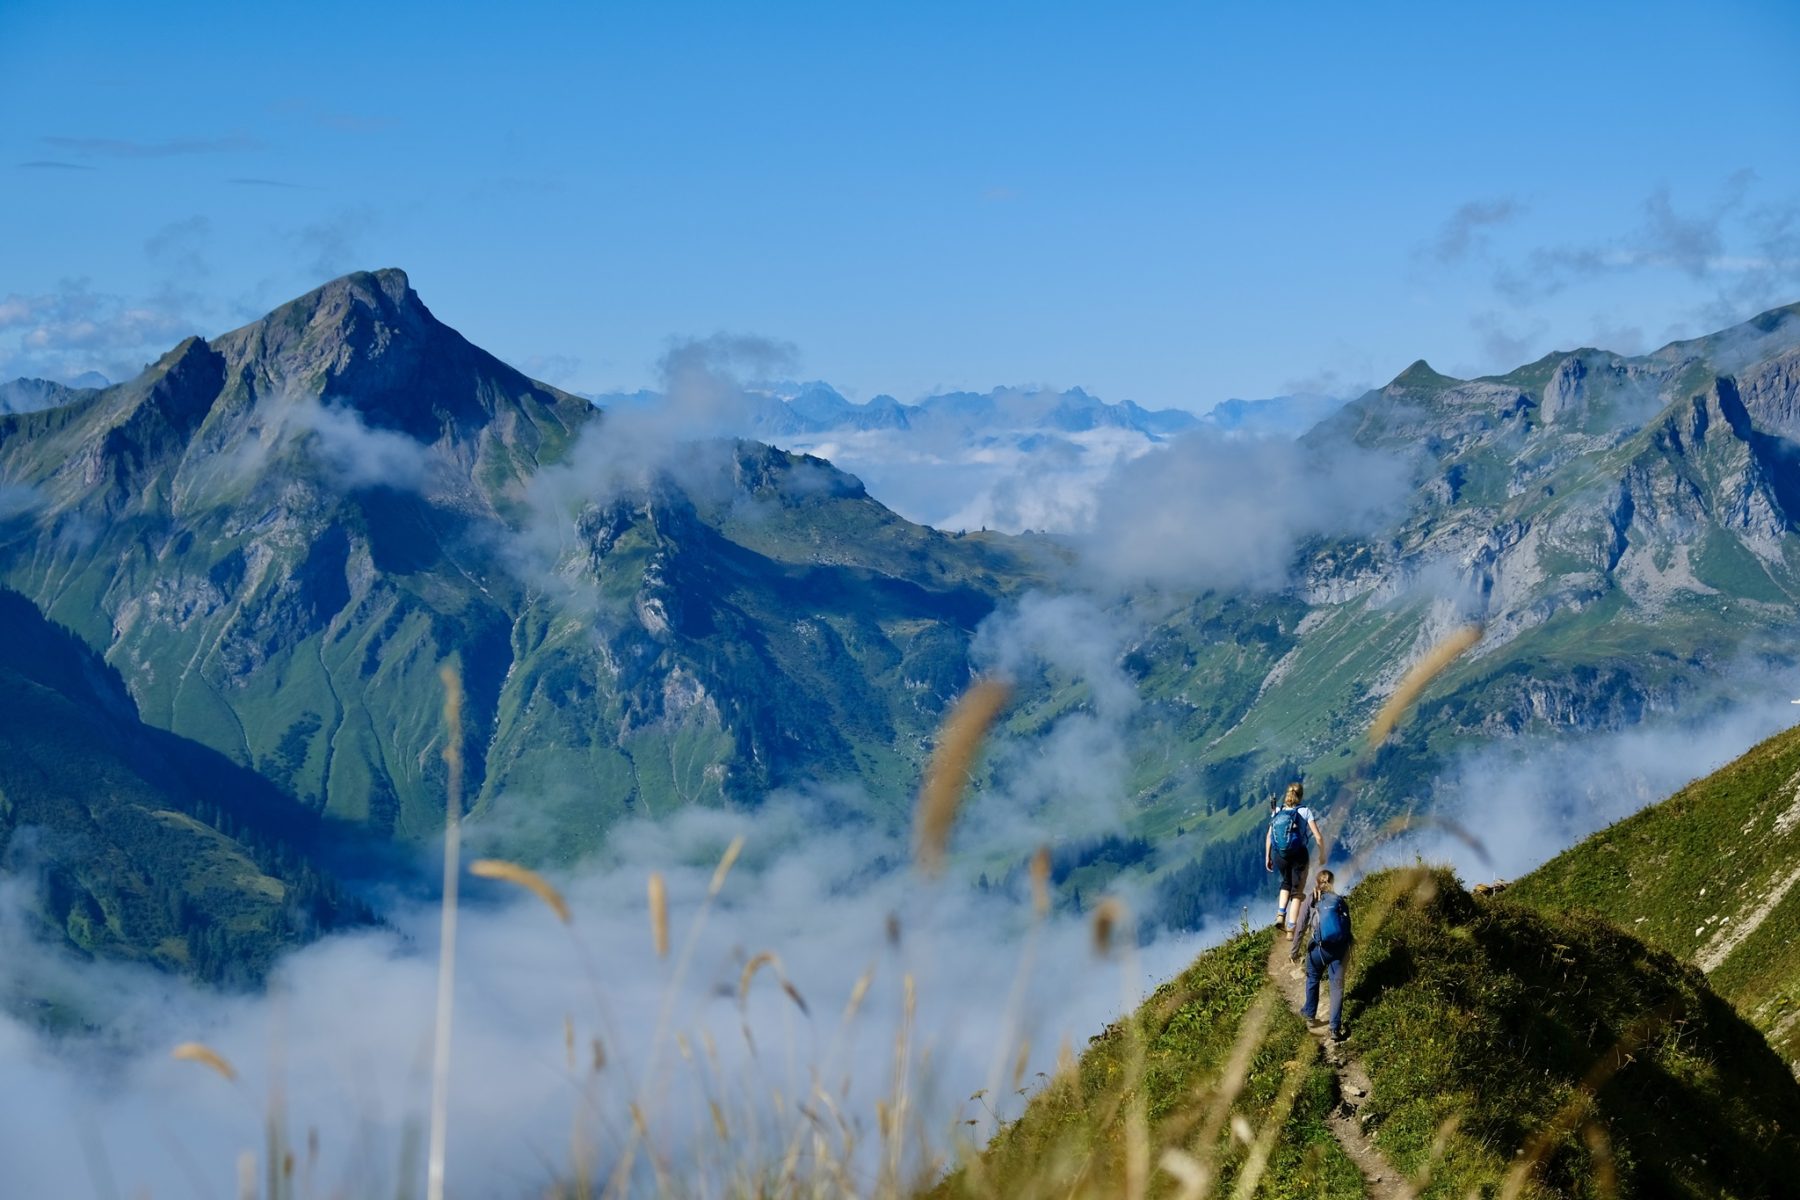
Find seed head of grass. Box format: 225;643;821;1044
171;1042;237;1083
737;950;810;1015
1368;624;1483;746
1091;897;1127;957
1029;845;1051;918
708;834;746;897
914;677;1011;875
469;859;571;923
647;871;669;958
437;664;464;789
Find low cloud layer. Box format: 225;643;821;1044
0;788;1209;1197
1382;669;1800;885
788;424;1161;534
1078;428;1414;593
513;334;799;606
197;392;442;499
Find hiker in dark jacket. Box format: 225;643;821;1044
1289;868;1352;1041
1264;782;1323;932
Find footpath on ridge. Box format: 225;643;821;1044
1265;938;1408;1200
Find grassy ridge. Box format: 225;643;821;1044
938;868;1800;1199
1512;721;1800;1070
1347;868;1800;1199
931;926;1361;1199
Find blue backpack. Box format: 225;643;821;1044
1270;807;1307;855
1317;893;1351;955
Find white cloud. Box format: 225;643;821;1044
289;398;438;491
0;792;1213;1197
1078;428;1413;593
1375;671;1800;885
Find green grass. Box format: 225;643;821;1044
929;926;1362;1200
938;868;1800;1200
1512;722;1800;1068
1345;867;1800;1199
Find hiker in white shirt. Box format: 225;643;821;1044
1263;782;1323;933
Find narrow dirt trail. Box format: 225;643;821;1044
1266;939;1410;1199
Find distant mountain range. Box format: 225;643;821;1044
3;267;1800;981
587;382;1343;532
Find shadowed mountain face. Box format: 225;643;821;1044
0;271;1046;861
0;589;364;991
1514;720;1800;1075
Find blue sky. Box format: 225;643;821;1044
3;0;1798;408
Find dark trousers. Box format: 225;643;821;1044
1303;944;1345;1036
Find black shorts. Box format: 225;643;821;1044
1274;848;1309;894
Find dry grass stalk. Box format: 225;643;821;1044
1396;1114;1463;1200
1497;1004;1673;1200
1161;991;1276;1197
1091;897;1126;957
739;951;780;1006
878;974;918;1195
425;663;466;1200
708;834;746;896
914;677;1012;875
1227;1044;1314;1200
170;1041;237;1082
780;980;811;1016
844;968;874;1023
1158;1147;1207;1200
1368;624;1483;746
647;872;669;958
1582;1120;1618;1199
1029;845;1051;918
469;858;571;923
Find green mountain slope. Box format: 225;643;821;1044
940;868;1800;1199
0;589;364;992
1512;720;1800;1073
3;267;1797;907
0;270;1047;858
1054;304;1800;910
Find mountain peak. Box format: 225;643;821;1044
1390;359;1460;390
206;267;560;438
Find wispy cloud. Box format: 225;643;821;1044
1427;197;1524;263
15;160;94;171
40;132;261;159
144;216;213;281
269;99;396;135
1078;426;1415;593
229;176;312;190
289;207;380;279
1477;174;1800;324
1463;309;1551;375
0;284;193;382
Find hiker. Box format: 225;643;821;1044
1289;868;1352;1041
1263;782;1323;932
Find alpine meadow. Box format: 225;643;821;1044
4;3;1800;1198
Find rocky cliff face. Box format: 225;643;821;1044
1110;302;1800;848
